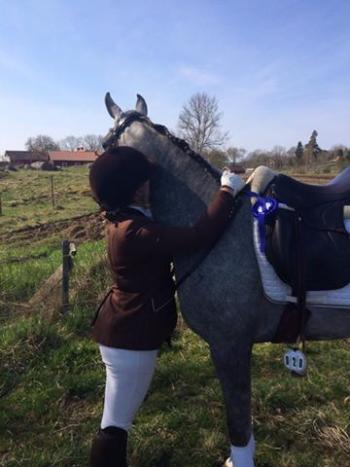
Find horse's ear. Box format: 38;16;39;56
105;92;122;119
136;94;148;116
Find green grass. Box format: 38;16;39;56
0;239;105;314
0;302;349;466
0;166;102;318
0;166;96;235
0;246;62;304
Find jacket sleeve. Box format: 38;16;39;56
133;189;236;256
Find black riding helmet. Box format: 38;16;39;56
89;146;153;210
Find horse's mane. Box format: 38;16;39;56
110;113;221;182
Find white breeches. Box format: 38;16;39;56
99;344;158;431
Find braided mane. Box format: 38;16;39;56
108;113;221;182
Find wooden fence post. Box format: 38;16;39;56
50;176;55;208
62;240;76;314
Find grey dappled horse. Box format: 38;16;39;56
102;93;350;452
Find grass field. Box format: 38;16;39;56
0;167;349;466
0;166;95;235
0;167;101;308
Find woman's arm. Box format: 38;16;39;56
134;172;245;256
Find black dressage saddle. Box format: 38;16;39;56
265;165;350;292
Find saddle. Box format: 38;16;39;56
248;165;350;343
265;166;350;292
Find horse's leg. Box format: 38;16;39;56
210;341;255;466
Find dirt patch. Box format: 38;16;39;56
1;212;105;245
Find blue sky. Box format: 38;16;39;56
0;0;349;154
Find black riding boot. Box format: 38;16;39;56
90;426;128;467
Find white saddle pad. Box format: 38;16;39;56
253;219;350;308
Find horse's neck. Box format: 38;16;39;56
120;121;219;225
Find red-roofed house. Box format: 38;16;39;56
48;150;97;167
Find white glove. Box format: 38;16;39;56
220;170;245;194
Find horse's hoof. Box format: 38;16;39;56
223;458;233;467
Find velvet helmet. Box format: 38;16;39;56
89;146;153;210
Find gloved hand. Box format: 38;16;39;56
220;169;245;195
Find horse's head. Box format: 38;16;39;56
100;92;225;226
102;93;150;150
101;91;219;179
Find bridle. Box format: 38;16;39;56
103;113;149;150
103;112;221;181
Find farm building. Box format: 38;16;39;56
4;150;49;167
48;150;97;167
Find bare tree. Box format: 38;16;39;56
59;135;83;151
25;135;59;153
227;146;246;164
81;134;104;152
270;145;287;169
59;134;103;152
243;150;270;168
204;149;230;169
177;93;228;153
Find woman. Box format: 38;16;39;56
89;146;245;467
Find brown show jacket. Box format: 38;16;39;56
92;189;235;350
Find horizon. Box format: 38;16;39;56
1;0;349;155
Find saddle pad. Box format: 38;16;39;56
253;219;350;308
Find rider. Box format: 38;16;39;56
88;145;245;467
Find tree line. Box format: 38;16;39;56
24;93;350;171
25;134;104;153
177;94;350;170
